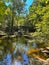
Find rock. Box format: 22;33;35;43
46;47;49;50
29;57;49;65
43;58;49;65
41;50;49;53
36;58;49;65
0;31;6;35
39;48;44;52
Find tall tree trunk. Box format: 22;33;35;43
11;11;14;35
10;4;14;35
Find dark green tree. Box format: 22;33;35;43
2;0;27;34
27;0;49;44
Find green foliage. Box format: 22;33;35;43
0;1;7;23
26;0;49;43
0;0;27;34
0;0;49;39
29;0;49;32
4;0;27;15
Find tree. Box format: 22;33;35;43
0;0;7;23
2;0;27;34
28;0;49;44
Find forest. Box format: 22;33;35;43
0;0;49;65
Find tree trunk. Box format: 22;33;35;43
10;4;14;35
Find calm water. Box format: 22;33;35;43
0;37;36;65
0;37;48;65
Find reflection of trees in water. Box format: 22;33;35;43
0;38;15;60
0;37;30;65
0;37;49;65
0;37;28;60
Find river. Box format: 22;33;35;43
0;37;36;65
0;36;48;65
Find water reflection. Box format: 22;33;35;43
22;53;29;65
0;37;48;65
0;37;30;65
32;42;37;48
0;51;29;65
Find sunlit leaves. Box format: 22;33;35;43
0;1;7;22
5;7;12;15
0;1;6;14
26;0;49;44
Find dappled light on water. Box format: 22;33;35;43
0;37;49;65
